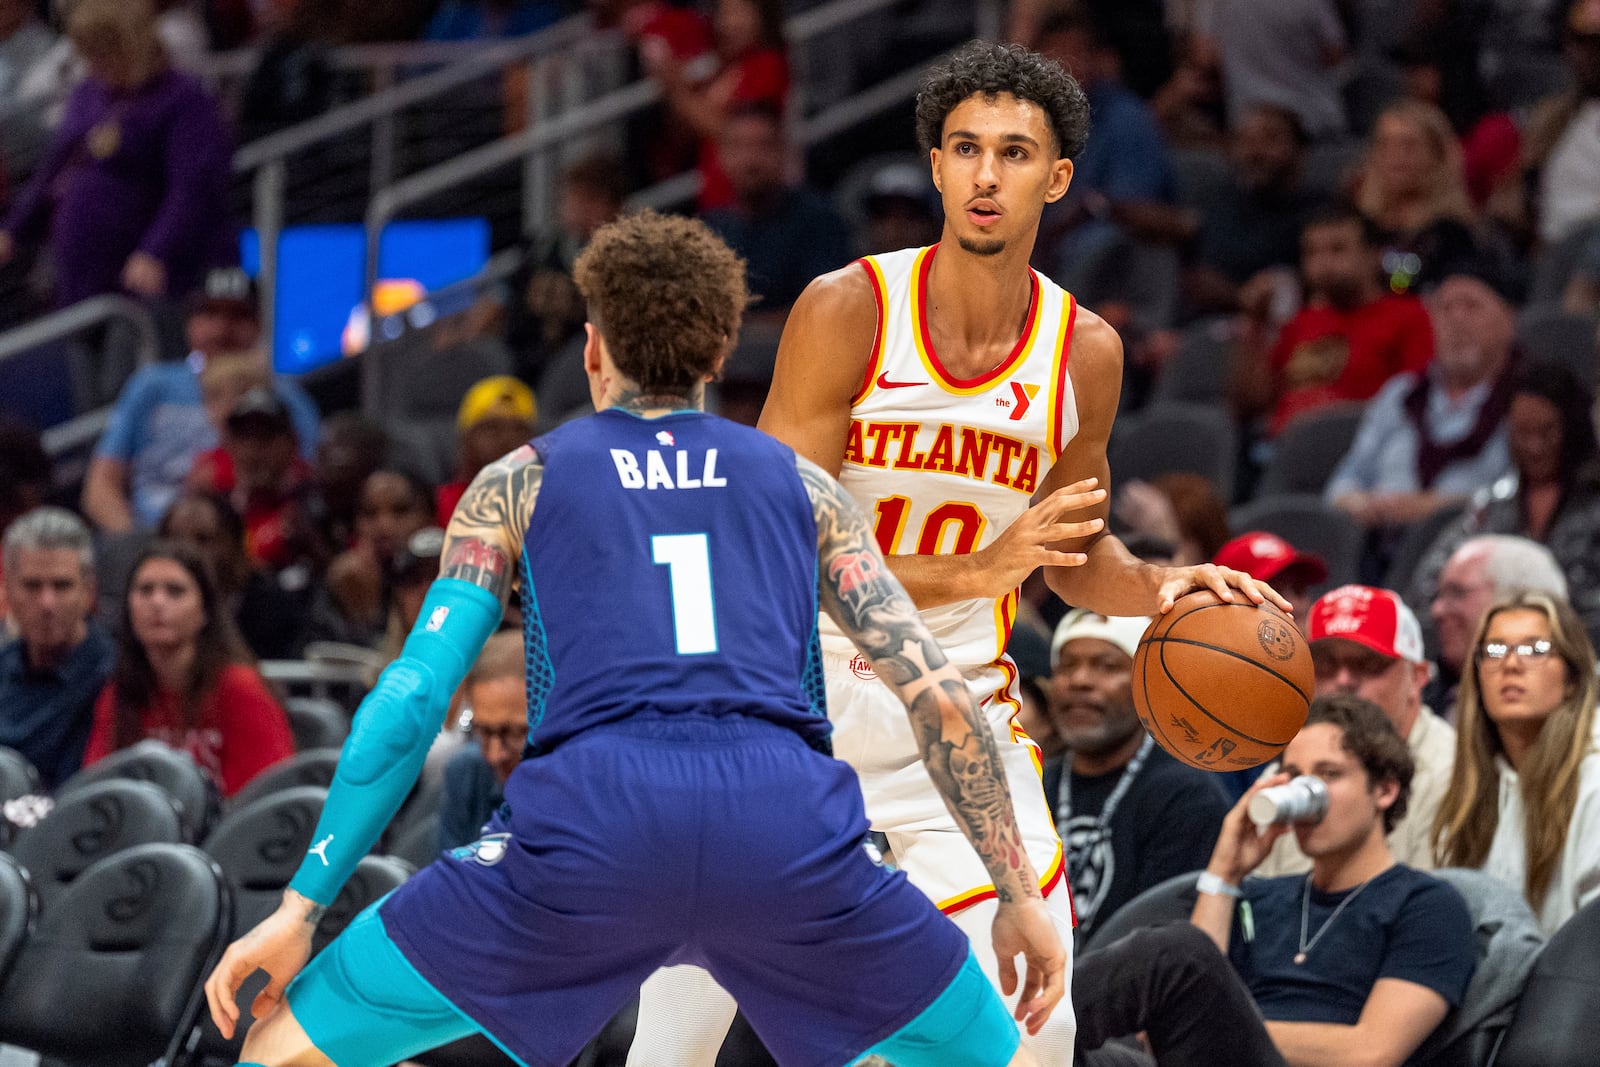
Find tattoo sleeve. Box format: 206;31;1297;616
797;456;1039;903
442;445;544;603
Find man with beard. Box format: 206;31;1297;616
1041;609;1230;942
1232;204;1434;437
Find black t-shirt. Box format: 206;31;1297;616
1232;866;1475;1027
1043;742;1230;939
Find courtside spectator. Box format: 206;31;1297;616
81;270;319;533
437;376;537;525
438;630;527;851
83;540;293;798
188;387;324;575
1411;360;1600;649
1257;586;1456;875
1420;535;1568;720
1043;610;1229;941
1327;260;1518;531
312;413;388;550
0;0;233;309
315;469;435;647
1194;0;1347;139
701;103;850;314
0;508;113;790
588;0;713;188
159;490;310;661
1434;591;1600;932
1524;0;1600;244
1214;532;1327;625
1234;204;1434;437
1354;101;1482;294
1112;473;1231;567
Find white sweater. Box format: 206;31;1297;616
1484;749;1600;934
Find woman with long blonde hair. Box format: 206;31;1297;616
1432;591;1600;932
1355;100;1481;292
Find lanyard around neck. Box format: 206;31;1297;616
1055;734;1155;833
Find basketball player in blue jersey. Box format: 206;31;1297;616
202;212;1068;1067
629;43;1290;1066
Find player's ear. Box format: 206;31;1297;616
582;322;602;375
929;147;942;194
1045;157;1073;204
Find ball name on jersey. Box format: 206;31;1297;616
844;419;1040;493
608;447;728;490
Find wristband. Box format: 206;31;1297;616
1196;871;1242;898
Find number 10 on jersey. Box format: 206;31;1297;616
652;533;719;655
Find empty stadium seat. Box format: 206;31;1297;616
313;853;413;955
1081;870;1201;955
0;853;34;986
286;697;351;752
1151;318;1232;407
0;747;38;804
1229;494;1363;588
1256;403;1364;497
226;748;341;811
0;843;231;1067
9;779;183;911
57;740;218;844
1515;302;1600;383
1110;403;1237;503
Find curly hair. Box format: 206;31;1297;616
573;211;749;396
914;40;1090;160
1303;694;1414;835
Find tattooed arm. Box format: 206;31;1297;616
799;456;1037;902
441;444;544;599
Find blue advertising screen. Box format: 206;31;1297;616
241;218;490;374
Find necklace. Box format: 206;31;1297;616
1295;871;1380;965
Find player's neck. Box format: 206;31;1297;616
1309;826;1393;893
926;236;1036;355
604;382;705;417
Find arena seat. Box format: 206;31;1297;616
313;853;413;954
226;747;341;811
8;779;183;910
1382;499;1468;597
197;785;327;1059
1229;494;1363;588
1515;303;1600;383
1412;868;1545;1067
1151;318;1231;407
386;809;443;870
1080;870;1200;955
1491;895;1600;1067
0;746;39;803
57;740;218;843
1109;403;1237;503
1256;403;1364;497
0;853;35;986
286;696;352;752
0;843;231;1067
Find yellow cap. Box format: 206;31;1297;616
457;375;537;431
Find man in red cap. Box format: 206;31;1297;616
1214;531;1328;625
1256;584;1456;875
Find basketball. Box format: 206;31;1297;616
1132;591;1314;771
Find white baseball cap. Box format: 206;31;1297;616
1050;609;1152;665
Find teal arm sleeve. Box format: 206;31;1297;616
289;578;504;905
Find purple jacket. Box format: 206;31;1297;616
3;69;236;306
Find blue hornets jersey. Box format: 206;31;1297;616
518;408;829;752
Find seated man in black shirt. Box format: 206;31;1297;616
1074;694;1475;1066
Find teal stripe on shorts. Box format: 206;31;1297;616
286;901;525;1067
849;949;1021;1067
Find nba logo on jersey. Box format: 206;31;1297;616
449;832;512;866
426;606;450;632
656;430;675;446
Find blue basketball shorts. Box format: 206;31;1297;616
286;714;1021;1067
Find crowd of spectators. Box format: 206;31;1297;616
2;0;1600;1063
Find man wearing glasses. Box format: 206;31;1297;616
1256;585;1456;875
439;631;529;852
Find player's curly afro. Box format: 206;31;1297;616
914;41;1090;160
573;211;749;396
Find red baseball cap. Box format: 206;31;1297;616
1213;532;1328;586
1308;585;1426;663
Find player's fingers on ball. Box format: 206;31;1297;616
1201;566;1236;601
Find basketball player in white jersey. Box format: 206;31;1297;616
628;42;1286;1066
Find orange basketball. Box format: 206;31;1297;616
1131;590;1314;771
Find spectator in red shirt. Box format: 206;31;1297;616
648;0;788;212
436;376;537;525
590;0;714;185
1234;204;1435;437
188;386;323;575
83;540;293;797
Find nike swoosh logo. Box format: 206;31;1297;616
877;372;928;389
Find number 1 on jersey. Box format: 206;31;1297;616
651;533;718;655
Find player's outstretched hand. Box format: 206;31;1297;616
991;897;1067;1036
1156;564;1292;616
204;889;320;1039
978;478;1107;595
